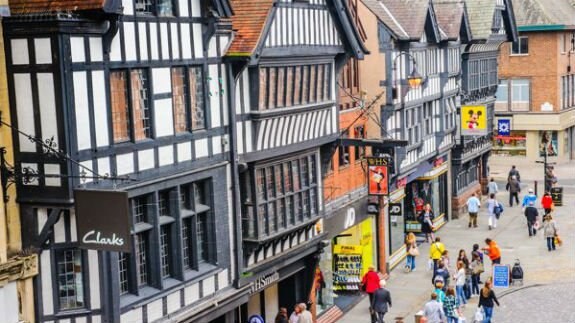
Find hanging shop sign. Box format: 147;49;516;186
497;119;511;136
367;157;389;195
75;189;132;253
461;105;487;136
389;203;402;217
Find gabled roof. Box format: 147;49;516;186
433;0;470;41
380;0;431;40
511;0;575;28
9;0;121;15
466;0;518;42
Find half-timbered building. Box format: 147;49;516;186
3;1;244;322
452;0;517;216
225;0;366;320
361;0;471;268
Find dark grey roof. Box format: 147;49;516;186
511;0;575;27
433;0;467;40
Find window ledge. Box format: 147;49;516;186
509;54;529;57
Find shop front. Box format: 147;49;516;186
493;130;527;156
318;197;377;315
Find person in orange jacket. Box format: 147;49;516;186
481;238;501;265
541;191;554;216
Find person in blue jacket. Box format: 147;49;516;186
521;188;537;208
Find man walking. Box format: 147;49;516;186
506;175;521;207
297;303;312;323
429;237;445;282
423;292;446;323
487;178;498;196
524;201;539;236
466;193;481;228
508;165;520;182
482;238;501;265
371;280;392;323
522;188;537;208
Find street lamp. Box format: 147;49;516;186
392;52;425;99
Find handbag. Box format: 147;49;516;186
554;234;562;246
409;246;420;256
472;262;484;274
474;308;484;322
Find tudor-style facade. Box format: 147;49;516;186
4;1;245;323
452;0;517;216
226;0;366;321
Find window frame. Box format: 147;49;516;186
54;248;87;312
134;0;178;17
511;36;529;55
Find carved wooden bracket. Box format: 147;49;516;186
0;254;38;287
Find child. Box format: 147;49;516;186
441;250;451;272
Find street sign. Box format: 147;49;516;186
389;203;402;217
493;264;510;288
497;119;511;136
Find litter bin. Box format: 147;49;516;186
414;310;426;323
550;187;563;206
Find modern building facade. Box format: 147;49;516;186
493;0;575;161
4;1;241;322
451;0;517;217
225;0;366;321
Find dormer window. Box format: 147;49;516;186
135;0;176;17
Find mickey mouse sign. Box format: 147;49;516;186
461;105;487;136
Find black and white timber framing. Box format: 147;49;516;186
3;1;245;322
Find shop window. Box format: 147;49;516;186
423;103;433;136
160;226;172;278
118;252;130;295
493;130;527;156
135;232;150;286
56;248;85;311
339;130;350;167
406;107;421;146
189;67;206;130
511;36;529;55
172;67;188;133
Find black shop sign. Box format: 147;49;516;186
324;198;369;239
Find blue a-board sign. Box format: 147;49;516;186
493;264;510;288
497;119;511;136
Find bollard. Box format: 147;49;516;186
534;180;538;197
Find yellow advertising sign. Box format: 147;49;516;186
333;244;363;254
461;105;487;136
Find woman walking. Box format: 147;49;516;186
542;214;558;251
405;232;418;272
454;261;467;306
469;252;483;297
486;193;499;230
443;287;462;323
419;204;435;242
541;192;553;216
478;281;500;323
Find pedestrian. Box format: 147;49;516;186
371;280;392;323
361;265;381;322
419;203;435;242
429;237;445;281
405;232;418;272
288;304;300;323
443;287;462;323
508;165;520;182
314;267;325;305
423;292;446;323
434;261;450;289
542;214;558;251
521;188;537;208
486;193;500;230
457;249;469;268
481;238;501;265
433;277;446;304
469;252;483;297
466;193;481;228
441;250;451;271
275;308;289;323
506;175;521;207
487;178;498;196
541;191;553;216
472;244;484;264
297;303;312;323
478;281;500;323
524;200;539;237
457;249;471;299
454;261;467;306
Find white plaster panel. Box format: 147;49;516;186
159;145;174;166
14;74;36;152
92;316;102;323
75;318;87;323
166;291;180;314
194;138;208;158
53;210;65;243
37;73;59;147
245;120;253;152
147;299;163;322
121;308;142;323
138;149;155;171
223;134;230;152
70;210;77;242
160;23;170;59
212;136;222;155
219;35;231;56
192;23;203;58
218;269;229;289
150;23;159;60
92;71;109;147
153;98;174;137
73;72;92;150
177;142;192;162
44;164;61;187
11;39;29;65
152;67;171;94
37;209;47;234
34;38;52;64
220;64;229;126
171;23;180;59
41;251;54;315
203;276;215;296
116;153;134;176
208;37;217;58
179;0;189;16
208;64;221;128
181;23;192;59
122;0;134;15
70;37;86;62
191;0;201;17
109;32;122;62
184;283;199;305
124;22;137;61
97;157;111;177
237;122;244;154
89;37;104;62
59;319;71;323
0;282;19;323
138;22;149;61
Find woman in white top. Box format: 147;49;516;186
486;193;499;230
454;260;468;306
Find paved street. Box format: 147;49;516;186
339;157;575;322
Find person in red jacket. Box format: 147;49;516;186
362;265;381;322
541;191;553;216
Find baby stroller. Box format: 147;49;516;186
511;259;524;286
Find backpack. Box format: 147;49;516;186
494;202;503;219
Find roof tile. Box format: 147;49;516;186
228;0;275;56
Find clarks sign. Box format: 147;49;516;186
75;190;132;253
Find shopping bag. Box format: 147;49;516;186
427;259;434;271
554;234;563;246
474;308;484;322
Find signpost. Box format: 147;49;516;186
492;264;510;288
